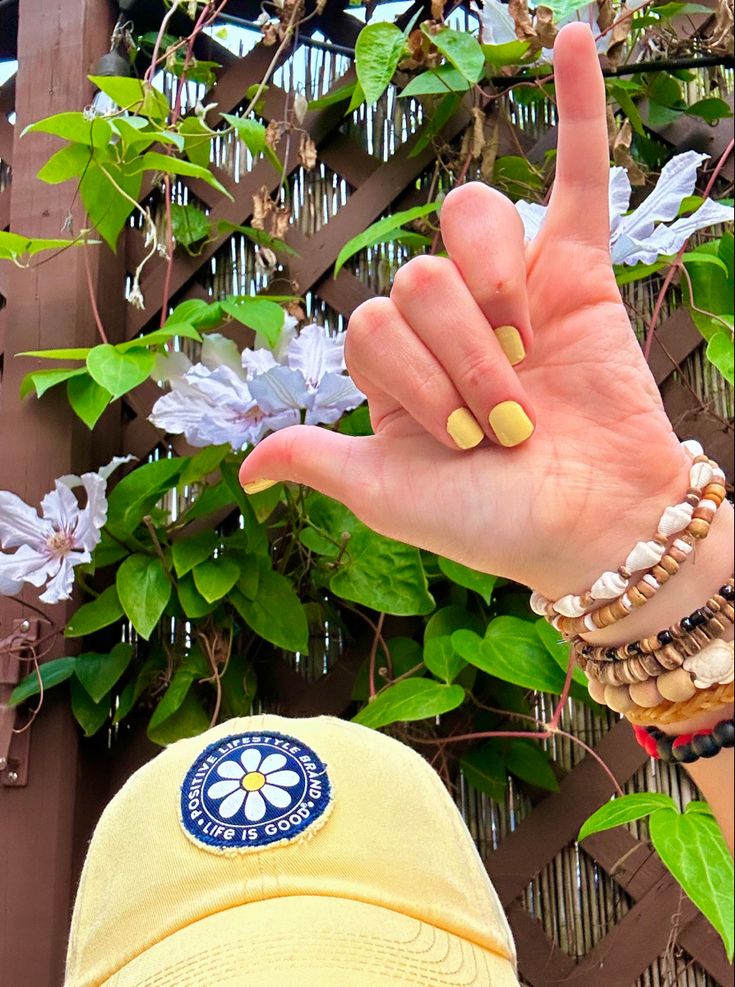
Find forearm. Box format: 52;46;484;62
581;499;734;853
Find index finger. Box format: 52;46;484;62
544;22;610;250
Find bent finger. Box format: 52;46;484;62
440;182;533;363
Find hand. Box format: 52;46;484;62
240;23;691;597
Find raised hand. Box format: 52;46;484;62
240;23;691;598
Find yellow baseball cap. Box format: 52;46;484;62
65;714;519;986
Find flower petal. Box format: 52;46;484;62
240;747;262;773
207;779;240;800
244;790;266;821
40;480;80;531
613;198;735;266
202;333;244;376
470;0;517;44
249;365;308;412
515;200;547;242
287;324;346;384
261;783;292;809
0;491;48;550
73;473;107;552
219;789;246;819
39;554;82;603
242;347;279;379
264;769;300;788
259;753;287;775
217;759;245;779
0;544;55;595
305;373;366;425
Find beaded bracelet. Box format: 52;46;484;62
633;717;735;764
573;580;735;664
530;442;725;624
553;475;725;640
625;680;734;726
584;640;734;714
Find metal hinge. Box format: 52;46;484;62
0;618;42;787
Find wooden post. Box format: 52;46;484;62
0;2;123;984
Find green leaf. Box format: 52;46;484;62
67;374;113;429
682;251;729;275
355;22;406;105
179;445;229;487
23;111;112;147
146;667;206;745
424;635;466;684
537;0;595;15
88;76;169;120
0;229;92;263
493;155;543;198
116;554;171;640
17;347;91;361
171;531;219;577
86;345;155;399
308;81;357;110
106;457;184;535
165;298;221;330
424;26;484;83
170;202;211;246
80;159;142;251
217;222;299;257
400;66;472;99
305;493;434;615
353;678;464;729
221;114;282;172
437;557;496;603
231;567;309;653
65;585;124;637
132;151;231;198
460;745;507;802
8;657;76;707
578;793;676;841
75;642;134;703
706;332;734;385
178;116;213;168
70;677;110;737
220;297;285;347
20;366;87;400
177;573;219;618
352;636;424;701
614;259;669;285
535;619;588;688
505;740;559;792
36;143;91;185
482;40;531;68
192;557;240;603
649;807;734;960
685;97;733;125
453;617;568;694
609;82;645;137
220;653;257;719
424;605;484;640
334;202;438;277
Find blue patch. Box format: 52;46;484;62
180;730;332;851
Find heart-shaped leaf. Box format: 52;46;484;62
86;345;155;399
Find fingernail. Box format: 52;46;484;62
446;408;484;450
242;479;278;495
494;325;526;366
488;401;534;447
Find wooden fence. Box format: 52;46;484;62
0;1;733;985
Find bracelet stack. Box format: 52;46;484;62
531;440;734;740
633;717;735;764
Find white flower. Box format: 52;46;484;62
149;319;366;449
0;456;133;604
206;749;301;822
516;151;735;265
470;0;517;45
683;641;734;689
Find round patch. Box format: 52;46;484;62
180;731;332;852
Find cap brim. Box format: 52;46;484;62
102;895;519;987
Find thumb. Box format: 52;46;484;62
238;425;374;511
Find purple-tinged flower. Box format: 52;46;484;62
0;457;133;604
516;151;735;265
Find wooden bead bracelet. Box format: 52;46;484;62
530;443;725;627
573;580;735;664
553;472;725;639
633;717;735;764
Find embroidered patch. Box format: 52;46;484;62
180;730;332;852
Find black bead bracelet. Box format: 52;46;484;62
634;718;735;765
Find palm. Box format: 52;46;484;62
244;24;690;594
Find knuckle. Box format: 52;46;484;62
391;255;453;298
456;349;499;392
345;298;394;367
486;271;525;301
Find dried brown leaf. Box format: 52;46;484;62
251;186;273;231
470;107;486;160
298;132;318;171
508;0;536;42
612;119;646;186
535;6;558;48
254;246;278;275
431;0;446;20
272;206;291;242
265;120;284;150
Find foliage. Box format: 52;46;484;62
2;0;732;956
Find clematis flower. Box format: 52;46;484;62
0;457;133;604
516;151;735;265
149;320;365;449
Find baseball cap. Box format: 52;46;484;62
65;714;519;986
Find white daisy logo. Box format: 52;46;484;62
206;748;301;822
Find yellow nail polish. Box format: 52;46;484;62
488;401;534;447
243;479;278;495
446;408;484;450
494;325;526;366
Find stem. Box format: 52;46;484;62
160;175;175;328
145;0;187;84
83;245;109;344
368;612;385;700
